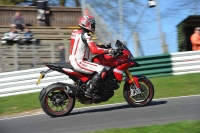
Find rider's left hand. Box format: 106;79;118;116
107;49;117;56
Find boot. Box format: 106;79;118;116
85;81;93;98
85;68;107;98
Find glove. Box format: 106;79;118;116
107;49;116;56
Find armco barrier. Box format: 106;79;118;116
128;51;200;77
0;51;200;97
128;53;173;78
0;67;73;97
171;51;200;75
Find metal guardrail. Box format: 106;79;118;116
0;51;200;97
0;67;73;97
129;53;172;77
129;51;200;78
171;51;200;75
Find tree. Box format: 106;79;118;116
59;0;66;6
163;0;200;18
86;0;145;39
75;0;80;7
0;0;26;5
59;0;80;7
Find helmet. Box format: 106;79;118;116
79;15;95;33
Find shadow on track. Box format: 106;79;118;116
63;100;167;117
148;100;167;106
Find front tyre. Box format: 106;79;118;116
40;83;75;117
123;78;154;107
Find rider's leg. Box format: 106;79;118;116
85;68;107;98
70;60;106;98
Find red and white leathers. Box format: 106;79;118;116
69;29;109;74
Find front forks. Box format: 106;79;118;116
125;70;141;96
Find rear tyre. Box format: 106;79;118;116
123;78;154;107
40;83;75;117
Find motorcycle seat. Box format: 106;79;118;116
45;62;74;69
45;62;94;76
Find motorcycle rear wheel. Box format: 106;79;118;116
123;78;154;107
40;83;75;117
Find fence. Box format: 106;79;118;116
0;50;200;97
0;43;62;72
0;27;84;72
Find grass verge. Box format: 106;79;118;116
0;73;200;116
84;120;200;133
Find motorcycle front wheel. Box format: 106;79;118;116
40;83;75;117
123;78;154;107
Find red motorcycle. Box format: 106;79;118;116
37;40;154;117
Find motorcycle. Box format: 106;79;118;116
37;40;154;117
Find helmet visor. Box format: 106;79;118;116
91;22;95;32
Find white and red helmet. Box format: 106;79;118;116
79;15;95;33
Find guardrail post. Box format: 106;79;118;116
162;33;168;53
32;41;37;68
0;49;2;72
134;32;139;57
13;43;18;71
65;40;69;62
51;43;55;63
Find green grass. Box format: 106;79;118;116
84;120;200;133
0;73;200;116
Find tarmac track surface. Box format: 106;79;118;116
0;95;200;133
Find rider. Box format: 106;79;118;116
69;15;114;98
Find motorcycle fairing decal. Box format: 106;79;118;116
113;68;123;81
113;68;123;74
113;62;135;81
63;68;74;72
103;65;111;70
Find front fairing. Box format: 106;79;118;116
115;40;135;60
92;40;138;67
92;54;120;67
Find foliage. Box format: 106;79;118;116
163;0;200;19
87;0;144;35
0;0;26;5
60;0;66;6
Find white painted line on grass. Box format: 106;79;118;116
0;94;200;121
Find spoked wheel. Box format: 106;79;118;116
123;78;154;107
40;84;75;117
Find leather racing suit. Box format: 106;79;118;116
69;29;110;98
69;29;109;74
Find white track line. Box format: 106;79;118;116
0;94;200;121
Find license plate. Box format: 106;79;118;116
36;74;44;85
